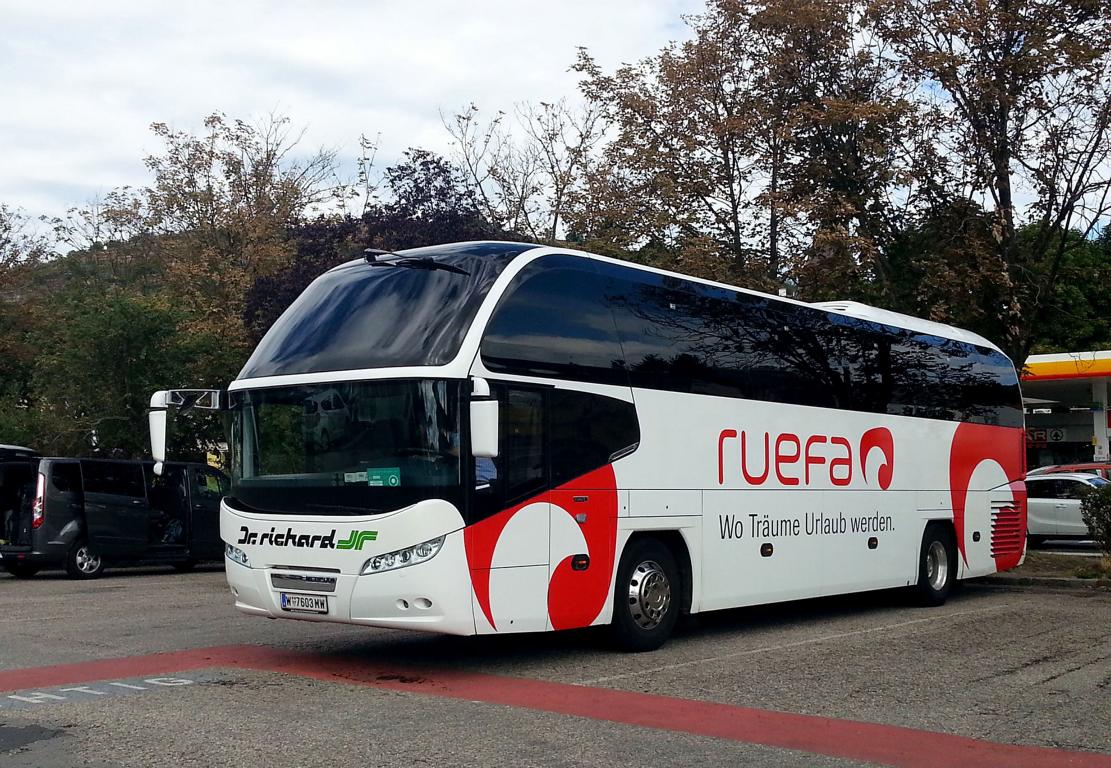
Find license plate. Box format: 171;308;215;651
280;592;328;614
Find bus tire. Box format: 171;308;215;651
609;538;680;652
65;540;104;580
3;561;39;578
913;523;955;607
1026;534;1046;549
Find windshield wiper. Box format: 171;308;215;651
363;248;470;276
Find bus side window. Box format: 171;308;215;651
472;386;547;522
549;390;639;486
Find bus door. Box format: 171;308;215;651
467;386;550;634
80;460;150;557
188;465;227;559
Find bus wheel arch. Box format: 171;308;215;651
609;532;691;652
913;521;957;606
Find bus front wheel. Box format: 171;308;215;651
913;523;956;606
609;538;680;652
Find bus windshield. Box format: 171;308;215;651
238;242;532;379
228;380;464;515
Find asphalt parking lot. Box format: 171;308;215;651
1;565;1109;768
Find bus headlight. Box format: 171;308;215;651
361;536;445;575
225;543;250;567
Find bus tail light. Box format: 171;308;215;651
31;473;45;529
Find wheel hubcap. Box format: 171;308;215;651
926;540;948;591
76;546;101;574
627;560;672;630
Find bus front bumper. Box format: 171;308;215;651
223;529;477;636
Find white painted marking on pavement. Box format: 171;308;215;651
7;692;68;704
580;602;1015;686
0;677;196;709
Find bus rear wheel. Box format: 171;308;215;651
913;523;956;606
609;538;680;652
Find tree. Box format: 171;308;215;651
52;113;344;362
25;290;204;457
243;149;505;342
573;16;767;282
444;100;602;243
871;0;1111;362
0;204;55;446
748;0;930;301
571;0;927;296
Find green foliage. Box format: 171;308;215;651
28;290;197;457
1080;483;1111;558
1027;229;1111;354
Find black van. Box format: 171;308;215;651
0;458;228;579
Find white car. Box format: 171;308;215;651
1025;472;1107;545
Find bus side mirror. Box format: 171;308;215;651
470;378;499;459
149;391;168;476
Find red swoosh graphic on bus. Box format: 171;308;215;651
463;465;619;632
948;422;1026;570
859;427;894;490
462;498;533;630
547;465;619;630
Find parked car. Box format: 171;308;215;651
302;388;352;448
0;457;228;579
1025;471;1108;545
0;444;39;461
1027;462;1111;480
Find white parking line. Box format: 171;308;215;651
580;602;1015;686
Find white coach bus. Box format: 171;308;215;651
150;241;1027;651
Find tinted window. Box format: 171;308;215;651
550;389;640;486
241;243;533;379
481;254;1021;427
81;461;145;498
51;463;82;494
1065;479;1100;499
1025;479;1052;499
195;468;229;498
229;380;462;516
471;386;548;522
482;258;627;385
500;388;546;502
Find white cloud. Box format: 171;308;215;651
0;0;700;218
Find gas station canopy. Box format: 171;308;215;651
1021;351;1111;467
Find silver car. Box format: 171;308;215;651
1025;472;1107;545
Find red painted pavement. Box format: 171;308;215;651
2;645;1109;768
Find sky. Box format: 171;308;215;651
0;0;702;220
